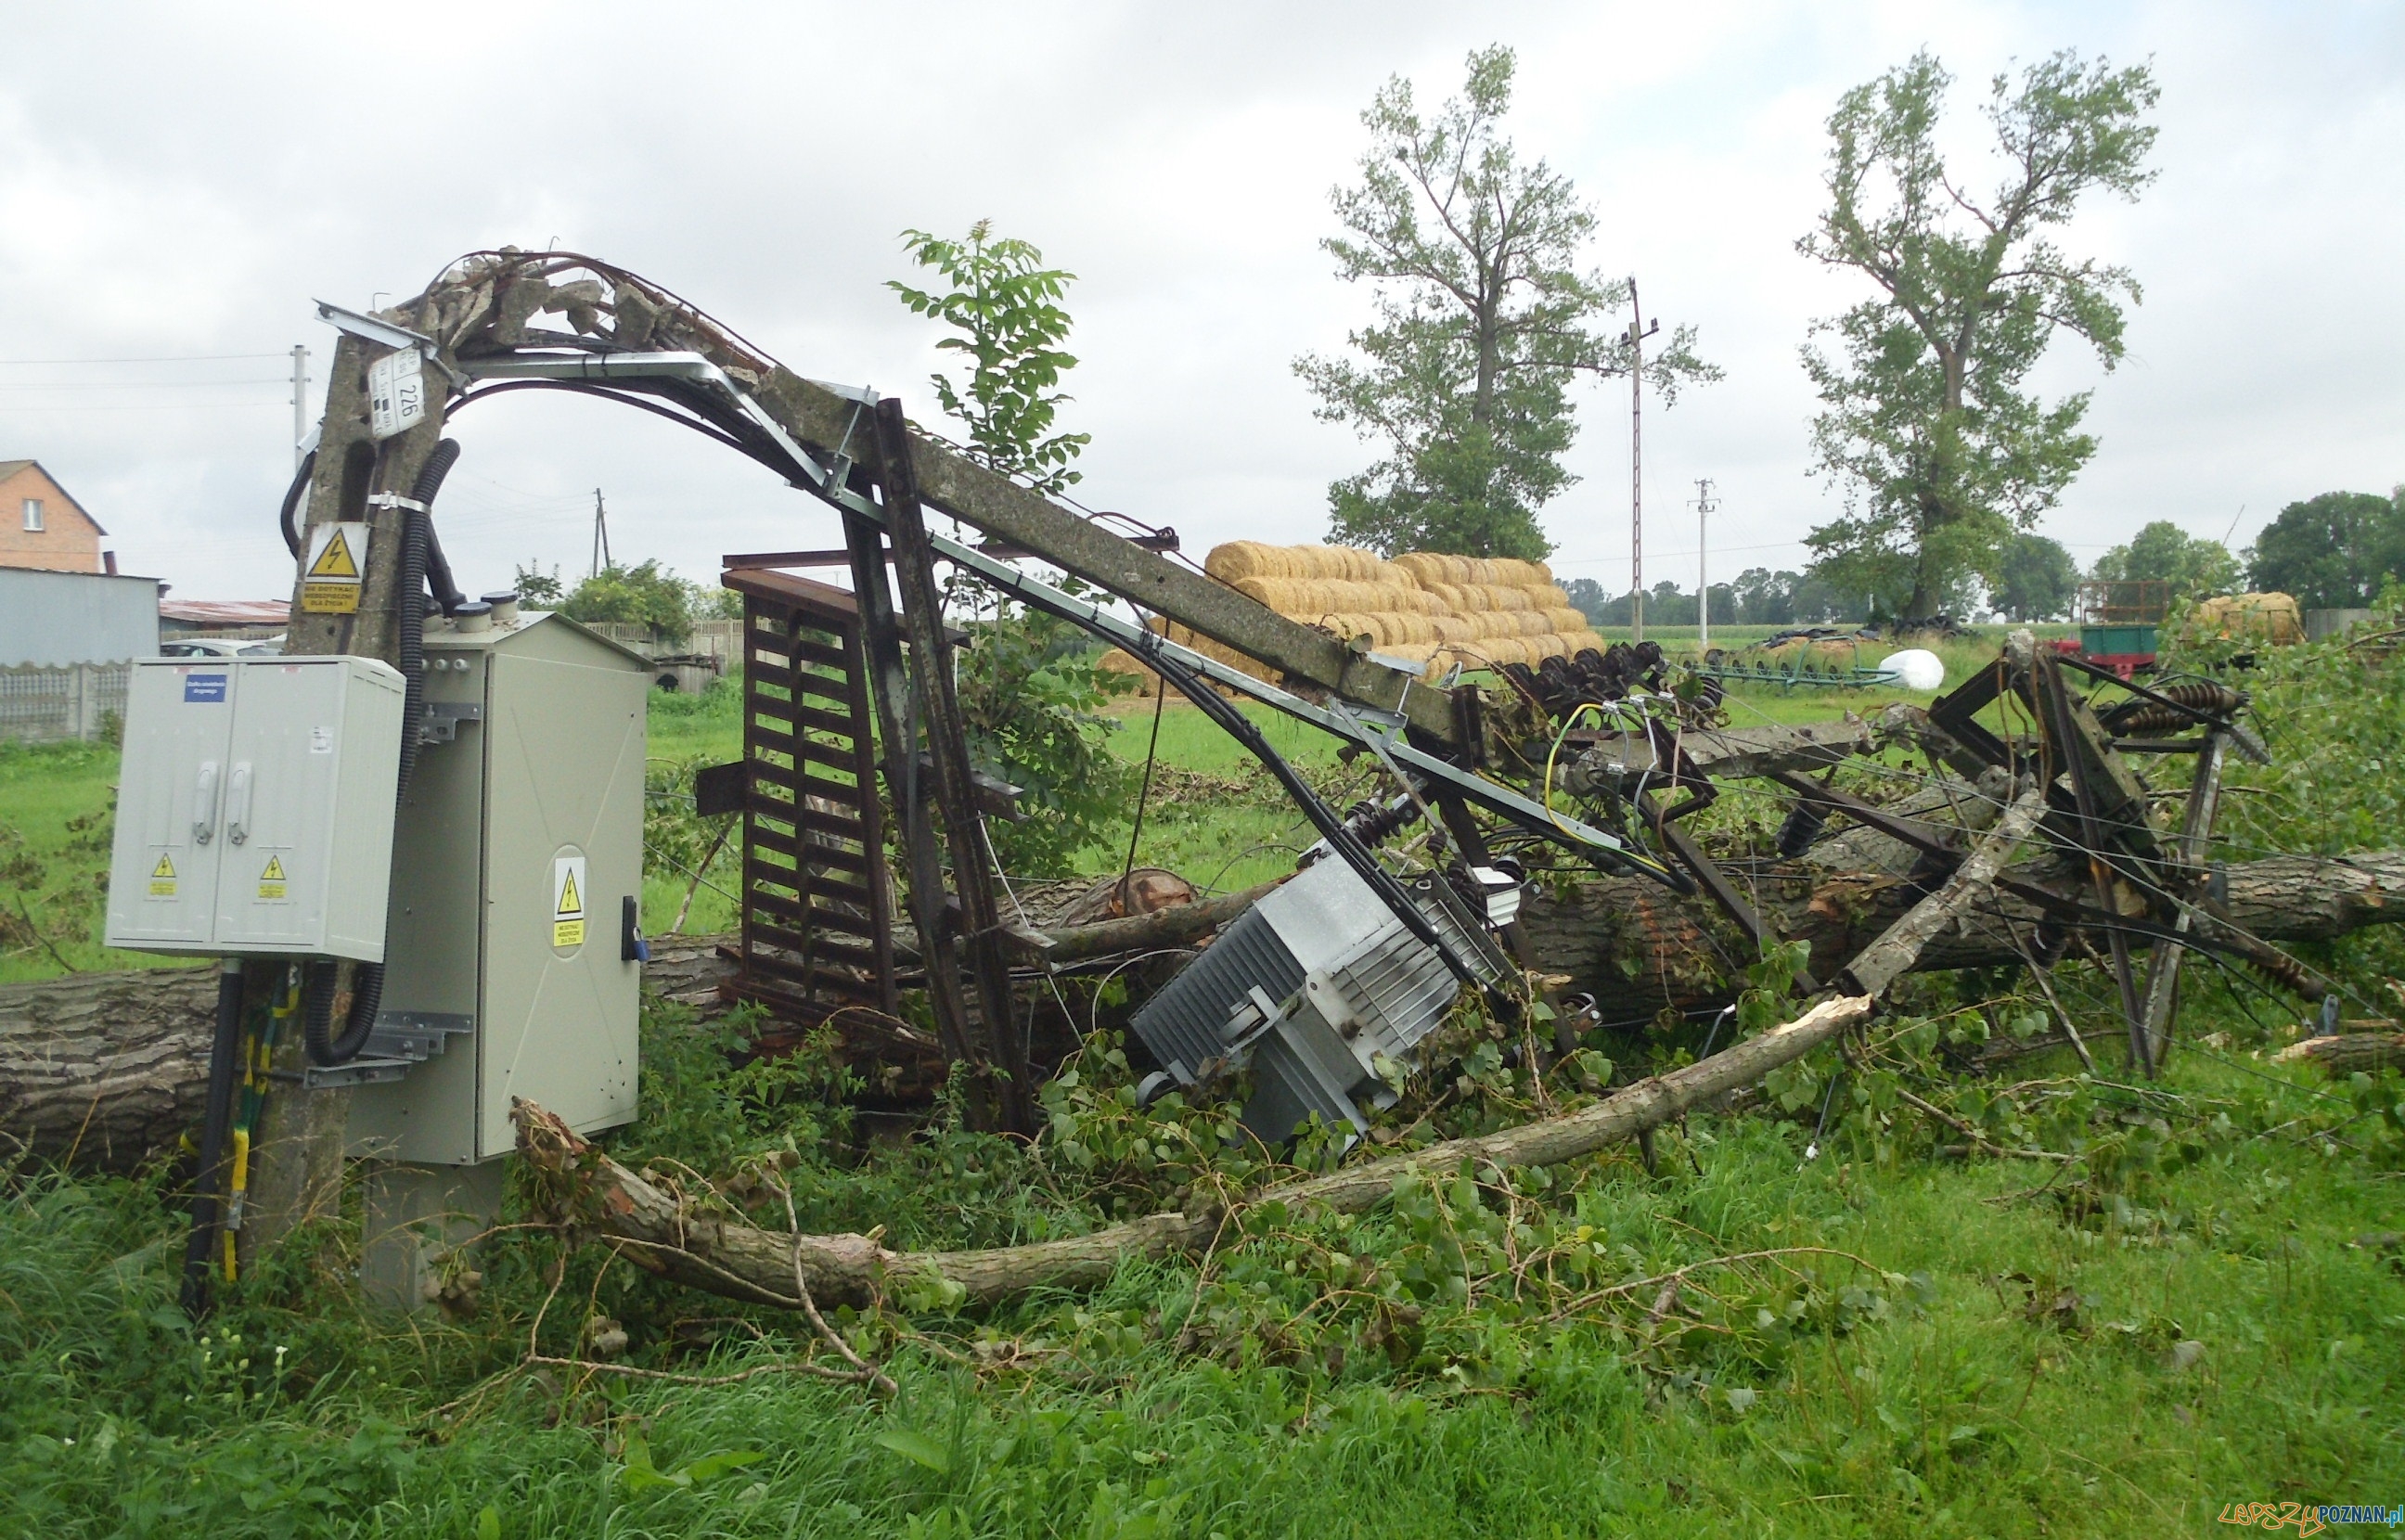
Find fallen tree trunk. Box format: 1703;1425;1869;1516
1518;849;2405;1019
513;994;1873;1309
2273;1030;2405;1076
0;963;218;1171
1011;879;1283;966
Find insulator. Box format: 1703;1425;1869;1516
1342;794;1421;849
2103;681;2244;735
2242;945;2319;1000
1774;797;1830;858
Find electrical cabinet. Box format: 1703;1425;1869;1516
105;657;405;960
349;611;651;1164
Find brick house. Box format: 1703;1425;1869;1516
0;460;110;573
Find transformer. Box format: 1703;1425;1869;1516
1127;855;1513;1142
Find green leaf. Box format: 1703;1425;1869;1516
679;1449;765;1485
476;1505;501;1540
875;1426;954;1474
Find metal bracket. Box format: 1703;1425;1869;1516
366;1010;474;1060
421;700;482;744
315;300;470;391
302;1057;414;1089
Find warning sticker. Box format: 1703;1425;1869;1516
301;521;368;614
552;855;587;949
257;854;288;901
148;853;177;898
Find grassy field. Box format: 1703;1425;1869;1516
3;628;2400;1535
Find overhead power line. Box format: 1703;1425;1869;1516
0;379;290;389
0;353;289;365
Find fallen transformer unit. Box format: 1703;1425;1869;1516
1128;853;1516;1143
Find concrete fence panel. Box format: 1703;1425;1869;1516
0;662;131;742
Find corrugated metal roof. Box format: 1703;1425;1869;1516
159;598;290;625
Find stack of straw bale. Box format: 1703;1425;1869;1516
1104;542;1609;683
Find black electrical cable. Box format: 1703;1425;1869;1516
306;438;462;1067
447;379;752;456
277;448;316;558
423;519;465;615
179;960;246;1315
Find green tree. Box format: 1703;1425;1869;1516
1297;45;1716;559
889;221;1089;494
560;558;700;646
953;597;1133;877
892;222;1131;875
2248;490;2405;608
1992;532;2079;620
513;561;564;606
2091;520;2239;604
1798;49;2159;620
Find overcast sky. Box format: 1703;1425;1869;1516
4;1;2399;603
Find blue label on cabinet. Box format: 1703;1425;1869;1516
183;674;227;703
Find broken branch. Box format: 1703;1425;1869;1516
513;994;1874;1310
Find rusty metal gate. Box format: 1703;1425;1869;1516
714;568;899;1025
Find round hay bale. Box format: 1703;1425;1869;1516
1482;584;1534;611
1524;584;1574;609
1426;614;1476;644
1539;606;1588;633
1490;558;1553;588
1097;648;1161;696
1205;541;1282;583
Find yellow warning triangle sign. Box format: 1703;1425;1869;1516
151;853;175;879
307;528;359;579
556;868;582;916
260;855;286;881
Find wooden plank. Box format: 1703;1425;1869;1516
748;894;881;942
744;818;870;872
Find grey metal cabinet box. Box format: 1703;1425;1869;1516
350;612;650;1164
105;657;405;960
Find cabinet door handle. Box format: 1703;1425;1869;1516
192;760;220;845
225;761;252;846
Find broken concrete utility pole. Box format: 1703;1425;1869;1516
240;323;453;1270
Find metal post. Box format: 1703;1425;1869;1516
288;346;310;472
1693;478;1715;648
590;489;611;578
842;507;993;1096
1627;279;1645;644
868;399;1032;1134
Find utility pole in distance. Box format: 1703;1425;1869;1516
288;345;310;471
1626;281;1658;643
1691;478;1717;648
590;488;612;578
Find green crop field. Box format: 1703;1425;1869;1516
2;626;2400;1536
